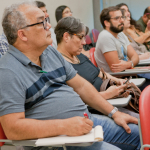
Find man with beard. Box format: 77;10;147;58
94;6;139;72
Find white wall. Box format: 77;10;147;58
103;0;150;20
0;0;94;34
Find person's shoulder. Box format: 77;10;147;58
118;32;128;39
0;33;8;44
99;29;112;37
98;30;113;41
45;45;65;62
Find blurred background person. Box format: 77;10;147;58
55;5;90;58
117;3;150;50
36;1;57;49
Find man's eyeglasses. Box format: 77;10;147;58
110;16;126;21
21;18;48;30
145;13;150;19
73;33;86;41
63;11;73;15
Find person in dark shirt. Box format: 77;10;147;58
55;16;139;118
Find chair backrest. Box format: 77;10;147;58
139;85;150;150
0;123;7;146
92;29;100;43
89;47;97;67
85;35;92;45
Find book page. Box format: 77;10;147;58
35;125;103;146
94;125;103;141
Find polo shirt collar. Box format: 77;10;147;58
8;45;48;66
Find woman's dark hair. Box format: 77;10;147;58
100;6;121;28
116;3;128;8
55;16;89;44
55;5;68;22
116;3;142;31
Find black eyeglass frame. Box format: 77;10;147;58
110;16;126;21
21;18;48;30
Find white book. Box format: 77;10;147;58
35;125;103;147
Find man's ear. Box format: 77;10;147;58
17;29;27;42
63;32;71;43
104;20;110;28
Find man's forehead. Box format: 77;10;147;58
109;10;122;17
19;5;45;21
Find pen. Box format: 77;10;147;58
84;112;89;118
124;76;132;84
39;70;48;73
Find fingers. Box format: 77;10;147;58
121;123;131;134
117;84;126;93
127;116;138;125
83;118;93;134
85;118;93;126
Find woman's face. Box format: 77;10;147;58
120;5;130;18
123;15;131;28
67;31;86;56
62;7;73;18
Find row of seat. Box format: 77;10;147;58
86;29;100;44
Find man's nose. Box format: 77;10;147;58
46;22;51;30
45;12;49;18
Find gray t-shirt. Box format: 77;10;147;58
94;30;130;72
0;45;90;120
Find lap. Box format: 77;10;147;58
91;114;140;150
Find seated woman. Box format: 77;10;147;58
54;16;139;118
120;7;150;60
117;3;150;51
55;5;90;58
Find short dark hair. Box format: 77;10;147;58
35;1;46;8
144;7;150;15
100;6;121;28
116;3;128;8
55;17;89;44
55;5;68;22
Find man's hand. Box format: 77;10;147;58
112;111;138;133
111;60;130;72
63;117;93;136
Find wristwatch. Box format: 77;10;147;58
108;107;118;118
130;60;134;68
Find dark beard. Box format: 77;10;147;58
110;22;124;33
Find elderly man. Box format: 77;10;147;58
137;6;150;32
0;1;57;59
95;6;139;72
0;2;140;150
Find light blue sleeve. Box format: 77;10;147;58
0;68;25;116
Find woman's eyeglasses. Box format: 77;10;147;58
73;33;86;41
63;11;73;15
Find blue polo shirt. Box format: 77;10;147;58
0;45;90;120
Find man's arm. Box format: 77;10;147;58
67;74;138;133
111;45;139;72
103;51;132;72
1;112;93;140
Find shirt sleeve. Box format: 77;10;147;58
97;31;117;54
0;41;9;57
0;68;25;116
